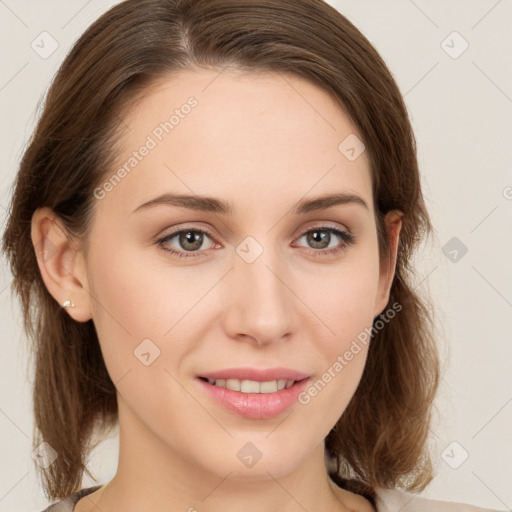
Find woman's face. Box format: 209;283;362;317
54;68;400;481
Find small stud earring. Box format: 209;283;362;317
62;299;76;308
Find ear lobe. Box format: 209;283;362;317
374;210;403;318
31;207;92;322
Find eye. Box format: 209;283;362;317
293;225;356;257
156;224;356;259
157;228;216;258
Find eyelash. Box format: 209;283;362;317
156;224;356;259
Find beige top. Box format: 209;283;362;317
42;485;504;511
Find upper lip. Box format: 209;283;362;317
198;367;311;382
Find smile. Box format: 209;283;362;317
196;367;312;418
203;378;297;393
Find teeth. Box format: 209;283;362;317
259;380;278;393
206;378;296;393
226;379;240;391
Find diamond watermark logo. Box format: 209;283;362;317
441;441;469;469
31;32;59;59
237;442;262;468
134;338;161;366
441;31;469;59
338;134;365;161
236;236;264;264
442;236;468;263
32;442;58;468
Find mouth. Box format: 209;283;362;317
195;369;312;419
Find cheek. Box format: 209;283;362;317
85;238;163;381
299;242;381;350
85;237;217;382
293;244;380;415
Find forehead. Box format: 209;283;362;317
99;67;373;218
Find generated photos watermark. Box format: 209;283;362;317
298;301;402;405
93;96;198;200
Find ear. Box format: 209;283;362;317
373;209;403;318
30;207;92;322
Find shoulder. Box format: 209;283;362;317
41;486;102;512
374;487;505;512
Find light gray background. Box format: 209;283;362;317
1;1;511;511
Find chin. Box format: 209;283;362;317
217;459;301;481
198;438;310;481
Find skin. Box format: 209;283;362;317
31;67;402;512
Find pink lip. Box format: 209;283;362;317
198;367;310;382
196;368;311;420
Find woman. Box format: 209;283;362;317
1;0;502;511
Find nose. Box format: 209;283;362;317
222;242;297;346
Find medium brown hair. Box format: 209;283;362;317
2;0;439;503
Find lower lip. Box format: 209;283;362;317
197;378;311;419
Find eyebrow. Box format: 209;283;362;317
131;192;369;216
